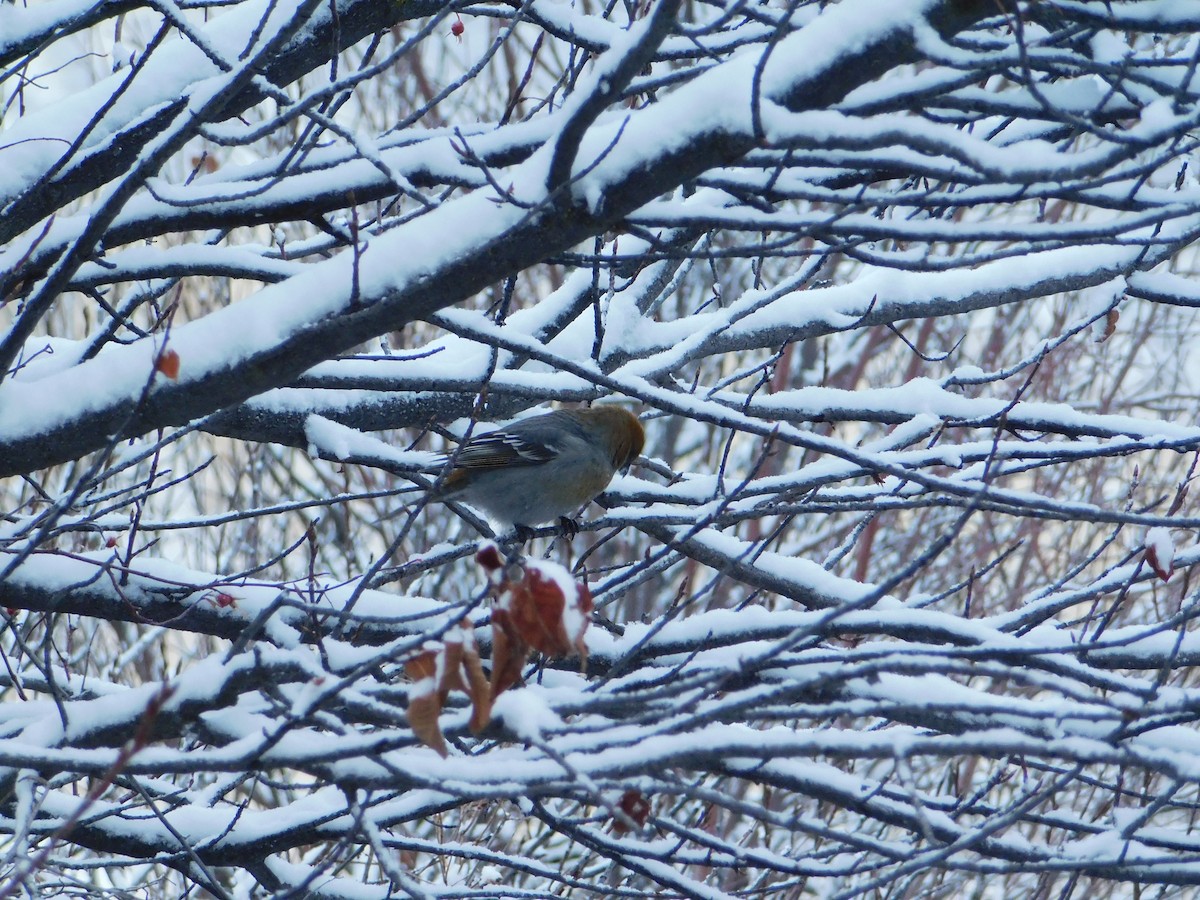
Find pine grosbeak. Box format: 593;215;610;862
432;407;644;535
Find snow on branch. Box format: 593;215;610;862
6;0;1200;895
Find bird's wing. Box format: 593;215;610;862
450;430;558;469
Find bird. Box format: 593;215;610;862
431;407;644;538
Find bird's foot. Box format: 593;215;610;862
512;524;538;544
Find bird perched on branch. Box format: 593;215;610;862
431;407;644;538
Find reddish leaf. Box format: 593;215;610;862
406;647;449;757
1095;307;1119;343
1145;527;1175;582
1146;544;1173;582
613;789;651;834
504;563;593;658
404;648;439;682
489;611;530;697
456;623;493;733
405;622;494;754
475;542;505;573
407;689;448;757
156;348;180;379
487;561;593;699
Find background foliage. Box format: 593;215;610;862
5;0;1200;896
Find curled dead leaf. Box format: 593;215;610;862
488;560;594;697
404;621;493;756
489;610;529;697
504;563;593;658
405;650;448;757
1095;307;1119;343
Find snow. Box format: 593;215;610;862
688;529;876;603
1063;830;1149;861
0;0;99;58
492;689;564;742
0;191;529;452
304;415;441;469
753;378;1200;440
0;0;306;203
733;244;1146;338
